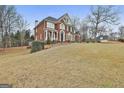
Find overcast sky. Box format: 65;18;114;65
15;5;124;34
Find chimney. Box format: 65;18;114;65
34;20;38;41
35;20;38;27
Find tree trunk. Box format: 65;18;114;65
8;26;11;47
1;27;5;48
94;23;98;42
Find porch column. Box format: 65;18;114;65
71;34;73;41
59;32;61;41
63;31;65;41
56;32;58;41
48;32;50;39
53;32;55;40
51;31;53;41
45;30;48;41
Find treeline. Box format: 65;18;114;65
0;5;33;48
9;29;34;47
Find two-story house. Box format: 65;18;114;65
34;13;76;42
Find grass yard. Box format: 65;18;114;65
0;43;124;87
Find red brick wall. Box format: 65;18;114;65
35;21;45;41
57;20;68;41
35;19;73;42
55;23;60;41
55;23;60;31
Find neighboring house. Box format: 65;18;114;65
109;32;119;40
34;13;76;42
97;35;109;42
75;31;81;42
119;26;124;39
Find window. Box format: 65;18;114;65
60;23;65;30
70;27;72;32
47;22;55;29
40;34;42;40
100;37;103;40
64;17;71;25
67;26;69;31
73;29;75;33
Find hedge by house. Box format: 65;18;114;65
118;39;124;42
31;41;44;53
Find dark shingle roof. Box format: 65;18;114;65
58;13;68;21
97;35;109;40
44;16;57;22
34;13;69;29
34;16;57;29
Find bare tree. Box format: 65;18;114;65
79;22;89;41
0;6;6;47
71;16;80;31
17;15;29;46
0;5;21;48
119;26;124;39
87;6;120;41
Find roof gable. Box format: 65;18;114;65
44;16;57;22
34;13;73;29
58;13;72;25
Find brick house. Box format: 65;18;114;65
34;13;76;42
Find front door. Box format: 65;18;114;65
61;32;63;42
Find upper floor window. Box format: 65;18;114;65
63;17;71;25
66;26;69;31
73;29;76;33
60;23;65;30
70;27;73;32
47;22;55;29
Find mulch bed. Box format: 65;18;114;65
0;46;28;55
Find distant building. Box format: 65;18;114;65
75;31;81;42
119;26;124;39
109;32;119;40
97;35;109;42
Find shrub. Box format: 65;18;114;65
51;40;56;44
27;46;31;49
75;40;81;43
71;41;76;43
91;39;96;43
86;39;90;43
67;40;71;43
97;40;101;43
118;39;124;42
31;41;44;53
47;38;51;44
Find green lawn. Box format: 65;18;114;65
0;43;124;87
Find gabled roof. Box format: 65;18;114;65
44;16;57;22
34;13;72;29
34;16;57;29
57;13;73;26
58;13;68;21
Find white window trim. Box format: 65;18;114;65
60;23;65;30
47;22;55;29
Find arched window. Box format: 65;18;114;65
60;23;65;30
